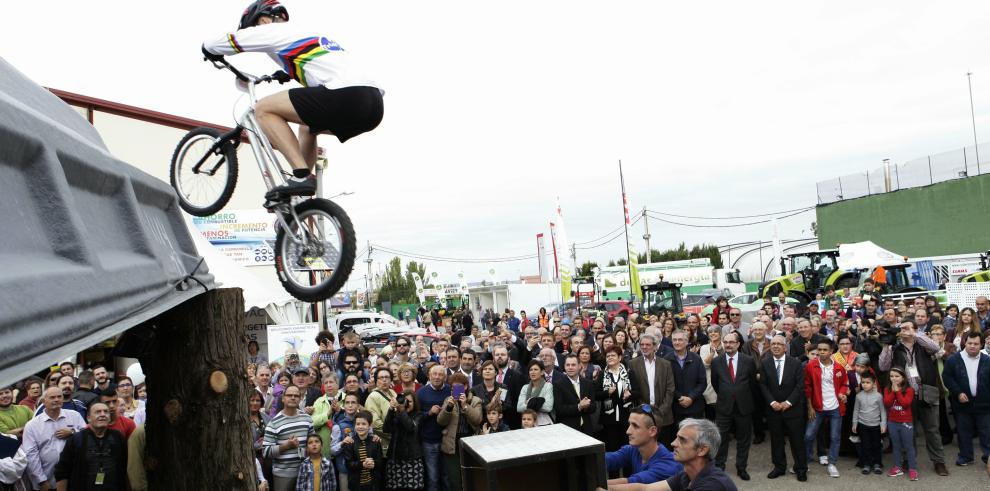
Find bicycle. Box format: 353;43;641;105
169;57;355;303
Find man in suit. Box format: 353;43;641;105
628;334;676;442
942;330;990;466
492;343;526;428
444;347;462;378
538;348;566;384
663;330;707;439
710;330;757;481
458;349;481;388
554;354;597;434
759;334;808;482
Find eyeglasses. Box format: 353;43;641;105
345;361;359;365
397;343;409;347
729;313;741;317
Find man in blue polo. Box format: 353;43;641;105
605;406;682;486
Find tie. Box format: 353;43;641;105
497;370;504;384
776;359;783;385
574;379;583;426
728;356;735;382
545;372;552;383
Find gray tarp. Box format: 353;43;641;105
0;57;214;385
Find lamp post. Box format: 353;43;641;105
968;72;981;174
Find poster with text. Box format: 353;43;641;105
191;209;276;266
267;323;320;368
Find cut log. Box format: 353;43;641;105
142;288;256;490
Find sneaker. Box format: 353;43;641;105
888;466;904;477
862;466;871;475
266;174;317;199
955;457;974;466
873;464;884;475
819;455;829;466
827;464;840;478
908;469;918;481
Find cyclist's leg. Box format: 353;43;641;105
255;91;308;171
297;125;319;170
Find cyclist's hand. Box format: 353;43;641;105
202;45;224;63
272;70;292;84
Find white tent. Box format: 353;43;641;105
837;241;907;270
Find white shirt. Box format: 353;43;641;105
644;355;657;405
21;409;86;488
963;352;981;397
820;361;839;411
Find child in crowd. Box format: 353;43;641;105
479;402;510;434
520;409;538;429
296;434;336;491
336;332;365;372
851;372;886;475
884;367;917;481
342;410;382;491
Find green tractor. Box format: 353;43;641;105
757;250;922;304
641;281;685;321
961;251;990;282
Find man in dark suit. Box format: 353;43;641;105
663;330;707;440
942;330;990;466
458;349;481;388
554;354;597;435
759;334;808;482
492;343;526;428
538;348;566;383
628;334;676;441
710;330;757;481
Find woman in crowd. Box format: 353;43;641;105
365;367;397;454
383;390;424;490
595;334;616;368
268;371;290;417
438;373;482;491
658;318;677;348
627;324;642;354
18;377;43;411
537;307;550;328
470;361;508;415
117;376;142;418
516;360;554;426
312;374;341;459
953;307;981;349
248;390;269;462
596;346;632;454
331;393;362;491
613;330;633;361
44;371;61;392
393;363;421;396
576;346;601;382
343;373;369;406
318;361;336;387
699;325;723;420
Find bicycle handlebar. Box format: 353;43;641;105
204;56;288;85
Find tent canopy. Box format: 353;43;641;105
837;241;907;270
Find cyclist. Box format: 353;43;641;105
202;0;384;201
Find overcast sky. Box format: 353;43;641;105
4;1;990;286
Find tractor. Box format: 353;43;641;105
961;251;990;282
641;281;686;322
758;250;922;303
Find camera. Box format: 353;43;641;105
396;392;406;405
869;320;901;345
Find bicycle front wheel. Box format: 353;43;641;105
274;199;356;302
170;127;239;216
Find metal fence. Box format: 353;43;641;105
816;142;990;204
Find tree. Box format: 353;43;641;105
621;242;723;268
607;260;616;267
374;257;429;304
577;261;599;277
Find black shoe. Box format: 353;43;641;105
767;469;785;479
796;471;808;482
737;470;750;481
266;174;317;199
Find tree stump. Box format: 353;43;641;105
141;288;256;490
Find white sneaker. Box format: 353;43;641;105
827;464;840;478
819;455;829;465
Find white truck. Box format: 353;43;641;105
597;258;745;299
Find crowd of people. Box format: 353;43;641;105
4;286;990;490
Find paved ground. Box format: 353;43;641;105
719;438;990;490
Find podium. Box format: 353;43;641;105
459;424;606;491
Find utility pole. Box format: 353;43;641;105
642;206;651;263
365;241;373;310
968;72;981;174
571;243;577;275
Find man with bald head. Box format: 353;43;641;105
540;348;565;383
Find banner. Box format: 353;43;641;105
551;199;573;301
619;163;642;301
245;306;269;360
412;273;426;304
191;209;277;267
457;271;469;297
266;322;320;367
536;233;548;282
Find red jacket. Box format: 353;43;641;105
804;358;849;415
883;387;914;423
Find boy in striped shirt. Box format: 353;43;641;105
264;385;314;490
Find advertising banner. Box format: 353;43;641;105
266;322;320;367
191;209;276;267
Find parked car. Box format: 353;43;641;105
328;310;402;337
594;300;634;323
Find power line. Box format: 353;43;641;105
646;205;815;220
645;208;812;228
370;243;538;264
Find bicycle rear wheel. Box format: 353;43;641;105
274;198;356;302
170;127;238;216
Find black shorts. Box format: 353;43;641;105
288;85;384;143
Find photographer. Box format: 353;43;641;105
383;390;424;490
878;320;949;476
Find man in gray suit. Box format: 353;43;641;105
710;331;757;481
628;334;676;442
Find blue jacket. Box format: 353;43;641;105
663;351;708;417
605;443;683;484
942;351;990;413
416;383;451;443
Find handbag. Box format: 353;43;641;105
386;457;425;489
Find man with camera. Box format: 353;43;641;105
878;320;949;476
